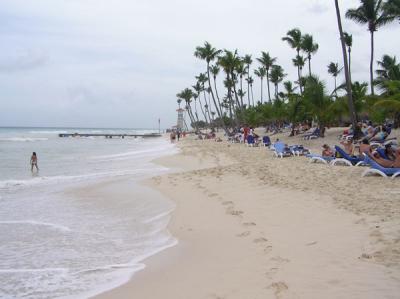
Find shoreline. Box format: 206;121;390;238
95;128;400;299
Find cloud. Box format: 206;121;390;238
306;1;330;14
0;50;49;72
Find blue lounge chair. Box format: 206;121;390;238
303;128;320;140
332;146;365;166
376;148;390;160
273;142;293;158
362;155;400;178
247;135;256;147
262;136;271;147
290;145;310;156
306;154;335;164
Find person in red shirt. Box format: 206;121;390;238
243;126;250;144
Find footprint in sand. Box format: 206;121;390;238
243;222;256;227
236;231;251;237
269;281;289;299
265;267;279;279
229;210;244;216
270;256;290;263
264;246;273;254
254;237;268;243
222;201;233;206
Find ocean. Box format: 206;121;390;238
0;127;178;298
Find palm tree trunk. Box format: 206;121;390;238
251;85;254;106
260;77;264;104
194;100;200;122
198;96;208;124
213;75;223;115
240;75;244;107
370;30;375;95
297;67;303;95
334;76;337;94
247;68;251;107
348;47;352;82
231;73;242;110
308;55;312;76
335;0;360;138
206;63;222;119
267;70;272;102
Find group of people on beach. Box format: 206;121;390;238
230;126;260;144
321;122;399;168
170;129;186;143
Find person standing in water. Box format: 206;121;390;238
30;152;39;172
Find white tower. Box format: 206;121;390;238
176;108;184;130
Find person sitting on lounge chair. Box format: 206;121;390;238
369;148;400;168
357;138;371;157
322;144;334;157
340;138;354;155
384;144;397;161
365;125;376;140
370;126;388;142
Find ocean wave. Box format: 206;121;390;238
72;263;145;275
29;130;68;134
92;144;176;161
0;268;68;273
0;137;49;142
0;220;71;232
0;168;168;191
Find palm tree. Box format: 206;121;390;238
282;81;298;102
301;34;319;76
343;32;353;81
269;65;286;98
177;88;196;128
194;42;223;121
336;0;359;137
373;80;400;127
257;52;277;103
384;0;400;22
375;54;400;90
282;28;303;94
243;55;253;107
218;50;242;112
235;60;247;107
376;54;400;79
346;0;396;95
282;28;302;56
292;55;306;94
210;64;223;113
254;67;266;103
196;73;211;123
303;76;333;137
192;81;207;123
327;62;342;95
246;76;255;106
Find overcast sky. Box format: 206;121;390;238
0;0;399;129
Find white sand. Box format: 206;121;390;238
95;128;400;299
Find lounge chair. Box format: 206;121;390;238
303;128;320;140
290;145;310;156
362;155;400;178
332;146;365;166
273;142;293;158
376;148;390;160
262;136;271;147
247;135;256;147
306;154;335;164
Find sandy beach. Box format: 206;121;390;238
95;128;400;299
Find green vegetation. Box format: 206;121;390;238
176;0;399;134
